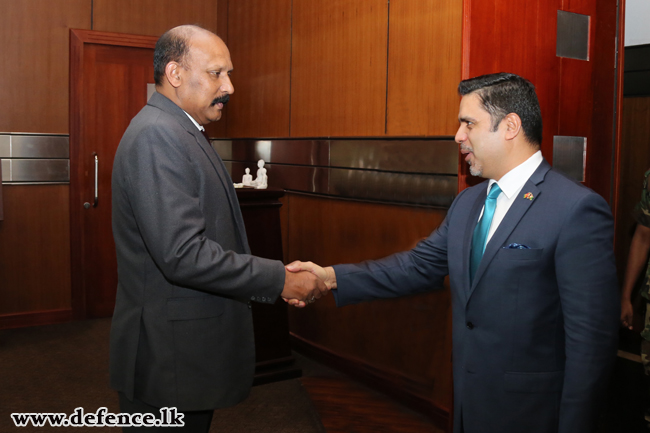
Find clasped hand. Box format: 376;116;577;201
281;261;337;308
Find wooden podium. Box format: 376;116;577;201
236;187;301;385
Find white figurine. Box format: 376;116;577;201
242;167;253;186
254;159;268;189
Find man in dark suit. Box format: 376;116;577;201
110;25;326;432
288;73;619;433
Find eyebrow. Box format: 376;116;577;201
459;116;477;124
207;64;233;72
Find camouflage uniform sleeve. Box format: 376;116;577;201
633;169;650;228
634;171;650;323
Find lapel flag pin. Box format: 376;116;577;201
523;192;534;201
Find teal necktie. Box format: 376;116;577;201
470;183;502;283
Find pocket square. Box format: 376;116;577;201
504;243;530;249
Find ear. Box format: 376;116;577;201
503;113;522;141
164;62;183;88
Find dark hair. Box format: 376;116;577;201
153;28;191;86
458;73;542;146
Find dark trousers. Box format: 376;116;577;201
118;392;214;433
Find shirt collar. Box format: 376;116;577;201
183;111;205;132
488;150;543;199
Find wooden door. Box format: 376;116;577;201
70;30;158;318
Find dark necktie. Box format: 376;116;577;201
470;183;502;283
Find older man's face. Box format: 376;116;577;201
178;33;234;125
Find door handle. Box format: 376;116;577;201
93;152;98;207
84;153;98;209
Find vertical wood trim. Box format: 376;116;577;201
612;0;626;247
69;29;86;319
584;0;618;199
614;97;650;276
384;0;391;135
289;0;294;138
458;0;477;193
461;0;472;81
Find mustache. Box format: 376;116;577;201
460;144;472;153
211;94;230;106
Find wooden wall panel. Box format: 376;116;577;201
0;0;91;134
386;0;462;136
0;185;71;315
290;0;388;137
285;193;452;408
226;0;292;138
463;0;559;97
614;97;650;277
93;0;218;36
557;60;593;137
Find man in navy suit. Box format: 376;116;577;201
288;73;619;433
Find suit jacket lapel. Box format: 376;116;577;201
190;130;251;253
463;183;489;302
468;159;550;297
148;93;250;253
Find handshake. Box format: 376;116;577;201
280;261;338;308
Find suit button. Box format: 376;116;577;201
466;322;474;330
250;296;255;301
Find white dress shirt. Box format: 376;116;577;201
184;111;205;132
482;150;543;244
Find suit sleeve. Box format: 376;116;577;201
555;192;619;433
332;193;459;307
118;122;285;300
